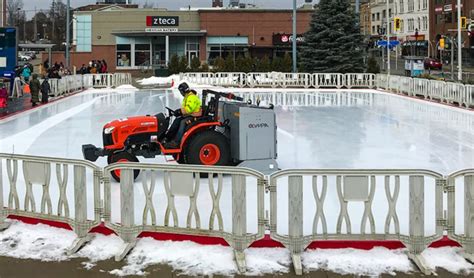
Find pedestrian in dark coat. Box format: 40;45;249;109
30;74;41;106
41;77;50;104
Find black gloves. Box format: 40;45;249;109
174;108;183;116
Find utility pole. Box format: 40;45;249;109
292;0;297;73
386;0;391;77
52;0;55;42
456;0;462;81
34;7;38;42
66;0;70;68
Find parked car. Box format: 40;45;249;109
424;58;442;70
24;51;36;59
18;54;32;61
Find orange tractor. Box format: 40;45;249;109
82;89;278;181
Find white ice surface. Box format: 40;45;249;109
1;88;474;275
1;89;474;233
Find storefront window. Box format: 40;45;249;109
135;44;151;67
117;44;131;67
208;45;247;62
169;37;186;57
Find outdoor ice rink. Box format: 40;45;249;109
1;88;473;173
1;87;474;235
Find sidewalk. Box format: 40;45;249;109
0;256;467;278
0;94;33;119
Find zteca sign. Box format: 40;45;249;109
146;16;179;27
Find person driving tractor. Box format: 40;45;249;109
164;82;202;148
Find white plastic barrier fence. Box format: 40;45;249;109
279;73;312;88
313;73;344;88
0;150;474;275
345;73;375;88
103;162;266;270
0;153;103;254
246;72;281;88
214;72;246;87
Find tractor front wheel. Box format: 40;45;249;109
107;151;140;182
184;130;230;167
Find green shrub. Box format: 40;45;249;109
366;56;380;74
189;56;201;72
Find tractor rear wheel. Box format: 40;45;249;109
184;130;230;167
108;151;140;182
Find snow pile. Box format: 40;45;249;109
0;221;76;261
245;248;291;275
137;75;179;86
422;247;474;274
115;84;138;90
110;239;291;276
110;238;236;276
0;221;472;277
302;247;413;276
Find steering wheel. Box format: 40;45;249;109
165;106;175;116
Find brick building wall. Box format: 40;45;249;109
430;0;474;48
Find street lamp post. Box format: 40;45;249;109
292;0;297;73
456;0;462;81
386;0;391;77
66;0;70;69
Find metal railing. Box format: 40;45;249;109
376;74;474;108
1;152;474;275
11;73;132;99
180;72;474;109
182;72;375;89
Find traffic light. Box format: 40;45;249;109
394;17;401;31
461;17;467;29
439;38;445;50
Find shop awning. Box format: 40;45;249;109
111;30;207;37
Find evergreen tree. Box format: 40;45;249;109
300;0;364;73
178;56;188;73
366;56;380;74
200;63;210;72
235;55;253;73
271;56;282;72
212;57;225;72
190;56;201;72
281;53;293;72
224;54;235;72
257;55;271;72
168;54;180;74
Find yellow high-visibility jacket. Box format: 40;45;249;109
182;91;202;116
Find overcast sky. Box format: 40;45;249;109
24;0;314;14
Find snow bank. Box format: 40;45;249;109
302;247;413;276
0;221;472;276
137;75;179;86
0;221;76;261
422;247;474;274
115;84;138;90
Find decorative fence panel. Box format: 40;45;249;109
268;169;445;274
102;162;266;270
0;152;474;275
0;153;103;254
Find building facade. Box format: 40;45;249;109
429;0;474;49
369;0;393;36
65;5;313;72
0;0;6;27
393;0;429;42
360;2;372;36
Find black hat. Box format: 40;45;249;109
178;82;190;96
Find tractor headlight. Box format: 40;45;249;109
104;127;115;134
